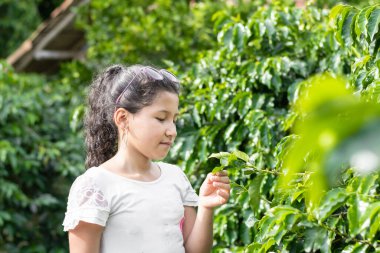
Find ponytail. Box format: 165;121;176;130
84;65;123;168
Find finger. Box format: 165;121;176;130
217;189;230;201
212;182;231;191
216;170;228;177
206;173;214;184
211;175;230;183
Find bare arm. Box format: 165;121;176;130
183;171;230;253
183;206;214;253
68;221;104;253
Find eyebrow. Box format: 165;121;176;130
157;110;179;116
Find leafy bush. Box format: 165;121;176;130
75;0;262;69
2;0;380;252
170;2;380;252
0;61;90;252
170;1;379;252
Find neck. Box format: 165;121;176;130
100;141;161;182
113;147;152;174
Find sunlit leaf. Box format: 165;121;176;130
249;175;265;217
367;6;380;42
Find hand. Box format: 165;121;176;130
198;170;230;210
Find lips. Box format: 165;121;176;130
160;141;173;146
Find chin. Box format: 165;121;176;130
151;152;169;161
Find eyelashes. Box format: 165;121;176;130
155;117;177;124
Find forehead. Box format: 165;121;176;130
144;91;179;113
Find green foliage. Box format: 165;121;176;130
2;0;380;252
281;74;380;204
314;0;379;9
1;1;261;251
173;2;341;174
329;4;380;101
0;61;88;252
171;2;326;250
75;0;260;69
171;2;380;252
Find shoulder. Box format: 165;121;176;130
157;162;199;206
83;166;105;178
158;162;186;177
63;167;112;231
74;167;105;183
158;161;180;170
158;161;192;184
70;167;112;194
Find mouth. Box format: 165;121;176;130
160;142;173;146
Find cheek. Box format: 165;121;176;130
133;120;163;140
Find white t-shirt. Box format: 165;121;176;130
62;162;199;253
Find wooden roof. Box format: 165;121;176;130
7;0;88;74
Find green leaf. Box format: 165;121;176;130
347;196;365;236
291;189;305;203
208;152;231;160
304;226;331;253
261;238;276;252
245;242;261;253
197;137;208;162
264;18;275;37
231;181;248;192
367;7;380;42
244;212;256;228
360;202;380;234
224;122;239;140
234;23;248;52
256;215;276;242
341;8;358;46
315;188;348;222
354;6;374;38
358;174;378;194
256;205;300;245
223;26;234;50
368;211;380;240
212;166;225;174
192;107;201;127
249;175;264;216
233;150;250;162
183;135;196;160
336;6;354;44
352;55;371;73
342;243;368;253
330;4;346;28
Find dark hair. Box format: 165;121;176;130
84;64;180;168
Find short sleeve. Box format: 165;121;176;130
62;174;111;231
179;170;199;206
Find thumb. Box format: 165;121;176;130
205;173;213;184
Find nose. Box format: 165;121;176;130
166;122;177;139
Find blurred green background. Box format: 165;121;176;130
1;0;379;252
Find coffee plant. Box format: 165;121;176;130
171;3;380;252
1;1;379;252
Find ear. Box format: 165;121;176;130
113;108;130;130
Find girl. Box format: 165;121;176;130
63;64;231;253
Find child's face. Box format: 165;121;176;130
127;91;179;160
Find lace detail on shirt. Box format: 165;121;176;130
63;174;110;231
72;176;109;209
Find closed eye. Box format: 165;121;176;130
156;117;165;122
